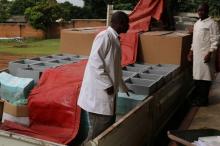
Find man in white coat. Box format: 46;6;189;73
187;3;220;106
77;11;130;141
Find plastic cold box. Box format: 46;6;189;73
46;60;64;66
27;57;41;62
58;58;79;64
116;93;147;115
71;55;88;60
0;72;34;104
39;55;54;61
51;54;71;60
122;71;136;80
16;67;42;84
128;63;152;69
143;69;172;82
149;64;180;77
9;59;39;75
30;62;57;72
134;73;165;89
122;66;145;73
125;78;157;95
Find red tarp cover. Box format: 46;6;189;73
120;0;164;66
120;31;139;66
1;61;87;144
129;0;164;31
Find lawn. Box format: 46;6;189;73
0;39;60;56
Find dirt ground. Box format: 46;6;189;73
0;53;23;69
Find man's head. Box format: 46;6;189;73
111;11;129;34
197;3;209;20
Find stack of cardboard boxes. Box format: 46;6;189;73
60;29;192;68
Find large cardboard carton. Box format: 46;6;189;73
60;29;192;67
60;28;99;55
138;31;192;67
1;100;29;125
3;101;28;117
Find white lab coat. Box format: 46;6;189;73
77;27;127;115
191;17;220;81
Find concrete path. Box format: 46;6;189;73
189;73;220;130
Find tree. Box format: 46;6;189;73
196;0;220;17
58;1;88;20
83;0;107;18
59;1;84;20
113;0;138;10
176;0;220;17
0;0;11;22
25;1;62;32
9;0;36;15
48;0;57;5
70;6;87;19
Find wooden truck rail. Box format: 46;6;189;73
86;69;193;146
0;56;193;146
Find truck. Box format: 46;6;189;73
0;27;193;146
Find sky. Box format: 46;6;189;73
56;0;84;7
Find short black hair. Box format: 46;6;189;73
111;11;129;26
199;2;209;12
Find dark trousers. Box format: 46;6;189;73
85;112;116;142
193;80;212;105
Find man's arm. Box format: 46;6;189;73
204;21;220;63
118;65;131;96
90;35;113;90
187;50;193;62
187;24;195;62
209;21;220;52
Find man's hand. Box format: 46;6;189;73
106;86;114;95
204;52;212;63
186;26;193;34
126;89;135;96
187;50;193;62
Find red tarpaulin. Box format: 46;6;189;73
1;0;164;144
120;0;164;66
1;61;87;144
129;0;164;31
120;31;139;66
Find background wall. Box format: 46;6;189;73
0;19;106;39
0;23;44;39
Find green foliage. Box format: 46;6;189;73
25;2;62;31
59;2;73;21
81;0;139;18
59;1;85;20
83;0;107;18
177;0;220;17
9;0;36;15
0;0;11;22
70;6;88;19
201;0;220;17
113;0;139;10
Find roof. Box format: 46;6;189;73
6;15;27;23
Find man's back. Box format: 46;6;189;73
78;27;122;116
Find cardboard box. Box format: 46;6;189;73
138;31;192;67
2;112;30;126
60;28;99;55
2;100;28;117
60;29;192;67
1;100;29;125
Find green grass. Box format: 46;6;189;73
0;39;60;56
